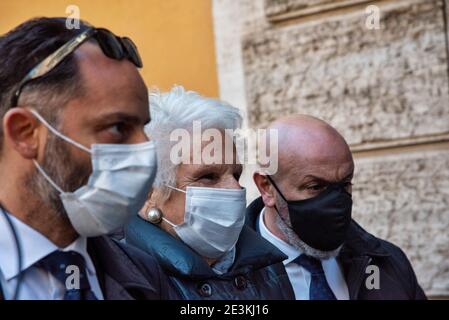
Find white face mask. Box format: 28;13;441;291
164;185;246;259
30;110;158;237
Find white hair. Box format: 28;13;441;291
146;85;242;201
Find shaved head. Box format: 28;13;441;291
253;114;354;258
268;114;352;182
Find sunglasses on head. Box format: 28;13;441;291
10;27;143;108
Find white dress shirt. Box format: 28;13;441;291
0;209;104;300
258;208;349;300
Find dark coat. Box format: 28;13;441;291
1;235;174;300
86;236;177;300
124;215;295;300
246;197;427;300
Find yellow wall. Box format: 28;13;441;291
0;0;219;97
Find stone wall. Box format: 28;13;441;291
213;0;449;297
353;147;449;296
264;0;371;21
242;0;449;149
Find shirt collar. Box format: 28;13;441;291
211;246;236;275
258;207;302;265
61;235;96;276
0;209;95;281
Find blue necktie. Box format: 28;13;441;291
293;254;337;300
37;250;98;300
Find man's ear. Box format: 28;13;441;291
3;108;41;159
253;172;277;208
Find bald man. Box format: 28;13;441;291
246;115;426;300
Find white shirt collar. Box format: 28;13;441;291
258;207;303;265
0;209;96;281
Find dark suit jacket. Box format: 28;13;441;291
246;197;427;300
1;235;175;300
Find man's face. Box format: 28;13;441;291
273;142;354;231
267;124;354;258
28;42;150;216
61;42;150;149
275;151;354;203
271;121;354;204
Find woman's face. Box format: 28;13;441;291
156;134;243;231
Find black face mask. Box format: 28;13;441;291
267;176;352;251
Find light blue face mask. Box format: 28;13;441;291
30;109;158;237
163;185;247;259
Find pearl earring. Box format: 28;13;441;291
146;207;163;224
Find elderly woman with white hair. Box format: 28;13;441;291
125;86;294;300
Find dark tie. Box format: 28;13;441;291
293;254;337;300
37;250;98;300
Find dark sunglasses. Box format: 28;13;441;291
10;27;143;108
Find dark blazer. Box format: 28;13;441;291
246;197;427;300
125;215;295;300
1;235;174;300
86;236;177;300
